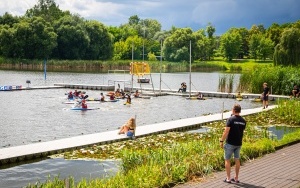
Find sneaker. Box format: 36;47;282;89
223;178;231;183
231;178;240;183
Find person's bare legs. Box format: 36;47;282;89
225;159;231;181
263;100;266;108
234;158;240;181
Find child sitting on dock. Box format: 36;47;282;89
118;117;136;137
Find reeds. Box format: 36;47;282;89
218;74;235;93
239;66;300;95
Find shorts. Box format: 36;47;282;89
126;131;134;137
224;143;241;160
263;95;268;101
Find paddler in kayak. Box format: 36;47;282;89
81;99;87;109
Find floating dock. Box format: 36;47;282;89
0;106;276;165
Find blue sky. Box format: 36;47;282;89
1;0;299;35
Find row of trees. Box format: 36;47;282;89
0;0;299;66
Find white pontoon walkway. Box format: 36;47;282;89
0;106;276;165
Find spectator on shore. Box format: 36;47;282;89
262;83;270;109
220;104;246;184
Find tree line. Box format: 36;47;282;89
0;0;299;66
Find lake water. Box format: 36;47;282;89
0;70;262;187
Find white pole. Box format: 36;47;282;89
160;40;162;95
189;40;192;98
131;43;134;92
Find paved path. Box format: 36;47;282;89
175;142;300;188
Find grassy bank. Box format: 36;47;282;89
0;57;272;73
26;100;300;188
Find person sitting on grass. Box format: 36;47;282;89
118;117;136;137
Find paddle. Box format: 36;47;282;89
73;95;89;107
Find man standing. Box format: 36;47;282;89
220;104;246;183
262;82;270;109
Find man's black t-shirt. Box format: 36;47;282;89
226;115;246;146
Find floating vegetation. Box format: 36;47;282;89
53;132;211;161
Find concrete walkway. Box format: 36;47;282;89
175;142;300;188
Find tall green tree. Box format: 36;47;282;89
53;15;89;59
258;37;274;60
237;27;249;58
249;33;262;60
220;29;242;61
25;0;67;23
0;16;57;59
163;28;195;62
0;12;20;27
274;28;300;66
84;21;113;60
266;23;283;47
205;23;216;60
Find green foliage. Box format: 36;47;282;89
220;29;242;61
274;27;300;66
239;65;300;95
274;99;300;125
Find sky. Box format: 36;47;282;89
0;0;299;35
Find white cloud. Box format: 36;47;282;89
0;0;37;16
0;0;299;33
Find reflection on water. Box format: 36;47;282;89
0;158;119;188
268;126;300;140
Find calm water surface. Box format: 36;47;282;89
0;70;262;187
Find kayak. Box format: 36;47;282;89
250;98;262;102
70;107;99;111
64;101;99;104
135;96;151;99
103;99;119;102
186;97;206;100
236;98;243;101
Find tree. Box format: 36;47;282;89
0;16;57;59
274;28;300;66
220;29;242;61
258;37;274;60
25;0;67;23
84;21;113;60
53;15;89;59
0;12;20;27
237;27;249;58
249;33;262;60
205;23;216;60
113;35;143;60
265;23;283;47
163;28;195;62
